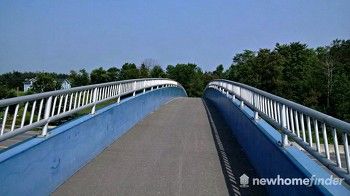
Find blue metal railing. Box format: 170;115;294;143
0;78;182;142
208;79;350;184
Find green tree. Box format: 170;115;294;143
253;49;284;94
139;64;150;78
90;67;109;84
327;40;350;121
0;71;36;91
0;85;16;99
213;64;224;79
150;65;166;78
107;67;120;81
226;50;257;86
275;42;321;106
69;69;90;87
32;73;58;93
166;63;204;97
120;63;139;80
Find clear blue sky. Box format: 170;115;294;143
0;0;349;73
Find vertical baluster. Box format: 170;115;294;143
114;85;118;96
252;93;256;108
63;94;68;113
1;106;9;135
74;92;78;109
286;107;290;130
57;95;63;115
314;120;321;153
307;117;313;147
106;86;109;98
281;104;288;146
20;102;29;128
91;88;98;114
133;81;136;96
29;101;37;125
98;87;102;101
343;133;350;173
37;99;44;122
294;111;300;137
102;87;106;99
117;84;121;103
42;96;52;136
86;90;90;104
11;104;19;131
106;86;110;98
300;114;306;142
270;100;274;119
143;81;146;94
267;100;271;118
77;92;82;107
104;86;108;98
262;97;266;114
89;89;93;103
82;91;86;106
273;101;278;122
333;128;341;167
69;93;73;111
51;96;58;116
110;85;114;97
322;123;330;159
277;103;281;124
290;108;295;134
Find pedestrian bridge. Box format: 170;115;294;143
0;79;349;195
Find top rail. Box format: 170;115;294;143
212;79;350;132
0;78;183;143
207;79;350;184
0;78;174;107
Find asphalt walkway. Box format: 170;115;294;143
53;97;265;196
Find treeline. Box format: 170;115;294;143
0;39;349;121
0;72;68;98
0;63;207;97
223;40;350;122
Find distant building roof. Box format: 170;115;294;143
23;78;36;84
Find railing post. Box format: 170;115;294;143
143;80;146;94
91;88;97;114
254;111;259;121
281;104;288;146
133;81;136;96
42;96;52;136
117;84;121;103
232;94;235;100
240;100;244;108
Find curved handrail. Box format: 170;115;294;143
207;79;350;184
0;78;184;142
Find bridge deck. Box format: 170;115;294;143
53;97;265;196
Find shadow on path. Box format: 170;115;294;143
203;99;267;196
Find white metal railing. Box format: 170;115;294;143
0;78;182;143
208;79;350;184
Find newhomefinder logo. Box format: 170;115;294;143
239;174;344;187
240;174;249;188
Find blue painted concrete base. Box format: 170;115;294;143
0;87;186;196
204;88;349;196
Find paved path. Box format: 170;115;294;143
53;97;265;196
